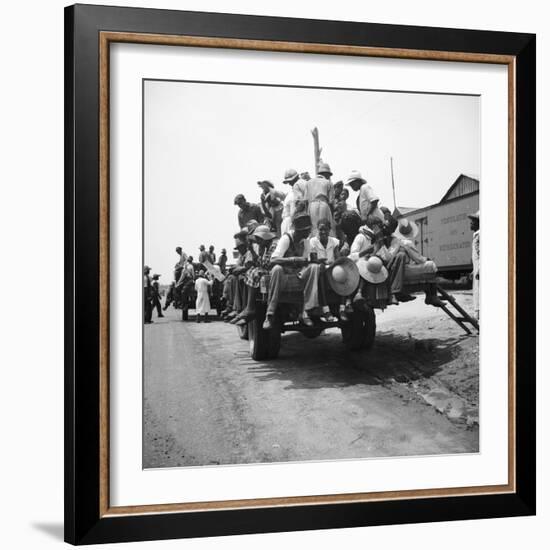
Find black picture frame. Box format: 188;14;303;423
65;3;536;545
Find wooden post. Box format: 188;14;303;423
390;156;397;211
311;127;322;175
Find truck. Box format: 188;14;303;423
237;262;439;360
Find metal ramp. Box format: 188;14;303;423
436;286;479;335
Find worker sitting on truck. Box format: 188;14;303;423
233;225;278;326
263;213;322;330
389;218;446;307
309;219;340;323
221;231;249;321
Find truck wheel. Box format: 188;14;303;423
267;315;281;359
303;328;323;339
362;305;376;350
341;308;376;351
237;323;249;340
181;307;189;321
248;305;269;360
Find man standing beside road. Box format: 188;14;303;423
468;210;480;319
234;194;264;229
151;274;164;318
143;265;153;324
194;270;213;323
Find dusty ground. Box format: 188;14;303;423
143;291;478;468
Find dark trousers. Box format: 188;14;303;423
387;251;407;294
144;289;152;322
267;264;320;316
153;296;162;316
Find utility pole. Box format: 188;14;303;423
390;156;397;211
311;127;322;175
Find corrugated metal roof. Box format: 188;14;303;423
440;174;479;203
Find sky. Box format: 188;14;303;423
144;80;479;282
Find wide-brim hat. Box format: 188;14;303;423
152;273;161;279
468;210;480;220
345;170;366;186
317;162;333;176
233;229;248;240
257;180;274;189
283;168;299;184
357;256;389;284
394;218;419;240
327;257;360;296
252;224;276;241
246;219;260;234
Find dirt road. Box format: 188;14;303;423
144;291;479;468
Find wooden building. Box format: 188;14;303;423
393;174;479;277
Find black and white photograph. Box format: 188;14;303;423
142;80;481;469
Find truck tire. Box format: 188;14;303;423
341;308;376;351
248;305;270;360
181;307;189;321
362;305;376;350
267;316;281;359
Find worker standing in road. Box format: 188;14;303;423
143;265;153;324
469;210;480;319
151;274;164;318
194;270;213;323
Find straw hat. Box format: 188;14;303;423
394;218;419;240
345;170;366;186
357;256;388;284
246;219;260;234
283;168;299;184
327;257;360;296
252;224;276;241
317;162;333;176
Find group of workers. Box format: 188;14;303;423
143;244;229;323
223;164;447;330
145;163;480;326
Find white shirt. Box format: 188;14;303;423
271;232;311;260
349;233;373;261
309;236;339;262
358;183;384;222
